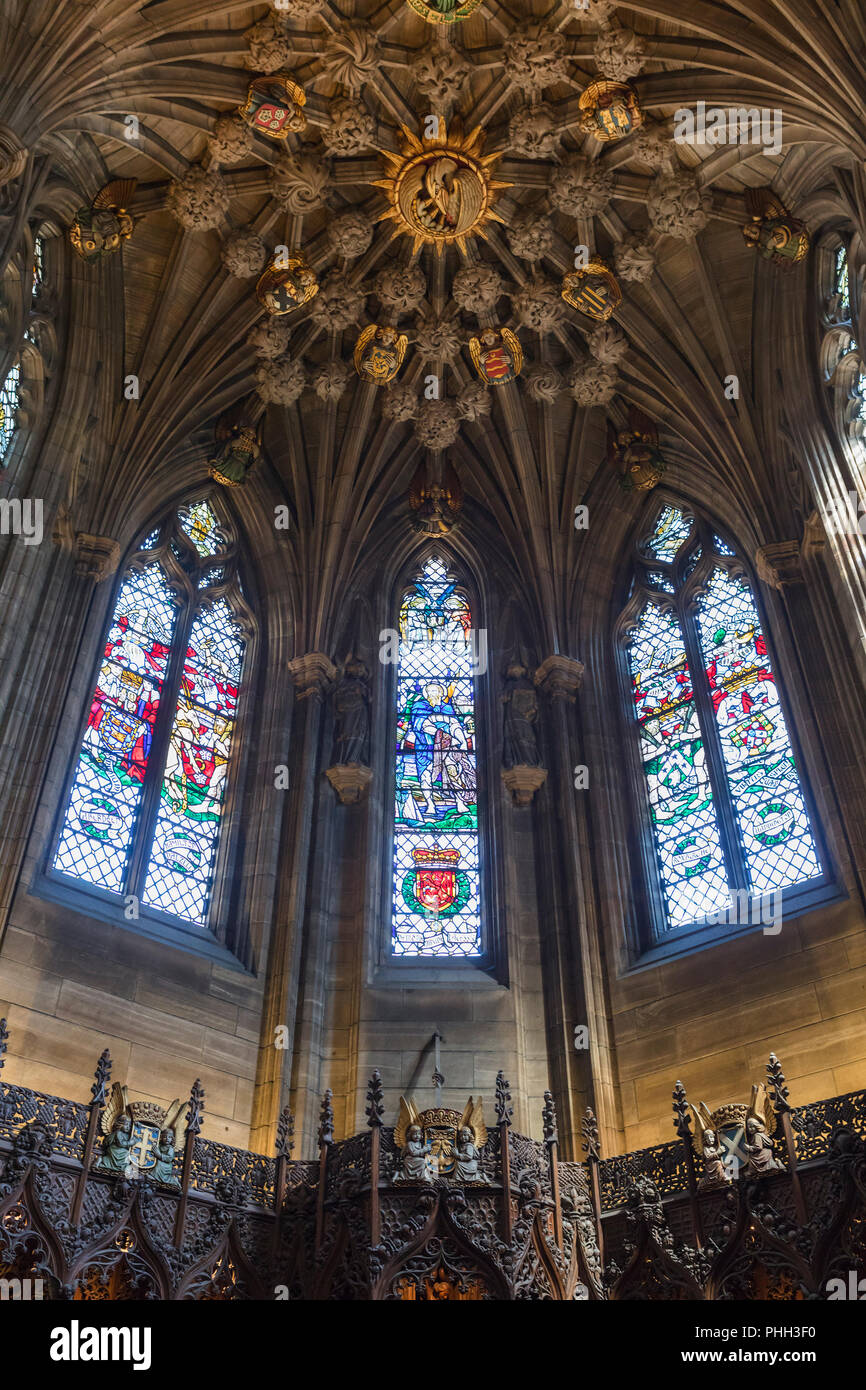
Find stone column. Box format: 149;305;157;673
531;654;618;1157
250;652;335;1156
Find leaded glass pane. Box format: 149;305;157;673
32;237;45;303
392;555;481;957
834;245;850;318
642;505;691;562
0;360;20;462
54;564;177;893
695;568;822;895
628;602;729;929
142;599;245;925
178;499;226;557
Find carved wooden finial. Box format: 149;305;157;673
366;1070;384;1128
542;1090;558;1146
672;1079;691;1139
495;1071;513;1127
186;1079;205;1136
275;1106;295;1158
581;1106;600;1161
91;1048;112;1105
318;1088;335;1147
766;1053;790;1115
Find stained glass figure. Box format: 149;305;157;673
142;599;245;924
0;360;21;463
54;565;177;894
53;501;247;929
628;602;729;928
32;236;45;303
178;499;226;557
642;505;692;562
833;245;850;319
624;505;823;934
392;555;481;957
696;568;821;896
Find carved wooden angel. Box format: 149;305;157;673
96;1083;135;1176
743;1083;783;1178
688;1101;731;1191
450;1097;489;1184
394;1097;436;1183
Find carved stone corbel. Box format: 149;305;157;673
325;764;373;804
73;533;121;582
754;541;804;590
288;652;337;701
534;654;585;702
501;764;547;806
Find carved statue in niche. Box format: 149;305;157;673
502;661;541;768
331;656;371;765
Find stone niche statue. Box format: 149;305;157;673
331;656;370;765
325;655;373;804
502;661;541;768
500;659;547;805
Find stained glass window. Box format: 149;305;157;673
392;554;481;957
32;236;45;303
0;360;20;463
624;505;823;934
833;244;850;320
53;499;248;929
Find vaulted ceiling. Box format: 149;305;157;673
2;0;864;651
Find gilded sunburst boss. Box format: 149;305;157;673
371;122;509;255
404;0;484;22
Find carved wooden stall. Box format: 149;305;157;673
0;1021;863;1300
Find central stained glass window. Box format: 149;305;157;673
392;554;481;957
53;498;246;929
625;504;822;934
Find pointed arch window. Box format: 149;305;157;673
391;554;481;957
0;359;20;463
52;498;250;929
621;504;824;937
820;238;866;463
